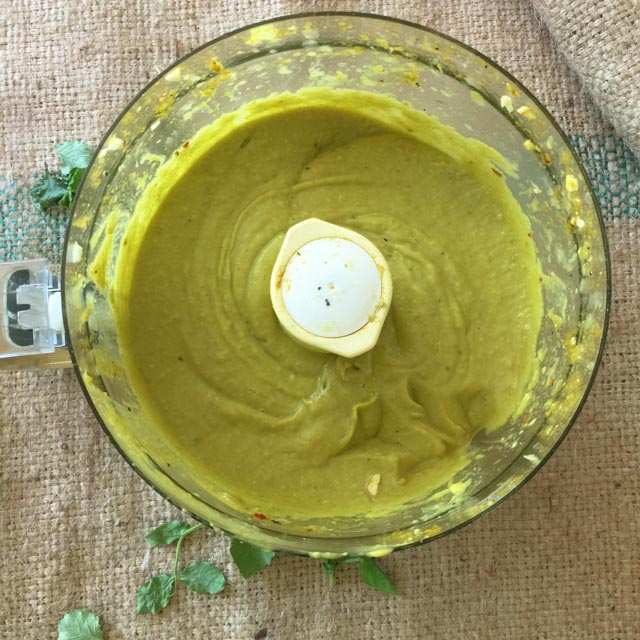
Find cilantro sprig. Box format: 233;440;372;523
137;520;225;614
30;140;92;210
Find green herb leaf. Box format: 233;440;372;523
67;166;86;193
57;609;104;640
56;140;92;175
145;520;194;547
179;561;226;594
58;192;73;208
29;172;69;210
136;574;175;614
358;557;396;593
30;140;93;211
230;539;276;579
57;166;85;208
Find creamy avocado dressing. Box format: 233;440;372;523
113;89;543;519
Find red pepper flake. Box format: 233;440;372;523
253;512;267;520
527;232;532;238
182;140;190;148
550;379;555;387
174;150;180;156
306;527;314;532
166;462;171;467
543;152;552;165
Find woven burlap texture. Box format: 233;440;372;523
1;1;639;639
532;0;640;158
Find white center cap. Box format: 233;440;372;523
270;218;392;358
281;237;382;338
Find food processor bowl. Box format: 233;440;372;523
61;13;610;556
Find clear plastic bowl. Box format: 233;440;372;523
64;13;610;557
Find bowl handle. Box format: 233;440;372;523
0;259;73;370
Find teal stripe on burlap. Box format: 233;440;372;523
1;135;637;264
0;173;69;263
568;135;639;220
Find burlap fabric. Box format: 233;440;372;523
531;0;640;160
1;1;639;638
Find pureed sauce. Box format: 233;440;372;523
112;89;543;520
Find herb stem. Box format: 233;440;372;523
171;523;203;593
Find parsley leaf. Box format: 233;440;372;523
179;561;226;594
145;520;195;547
29;172;69;210
136;574;175;614
56;140;92;175
57;609;104;640
230;539;276;579
358;557;396;593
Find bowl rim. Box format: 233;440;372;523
62;10;612;555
